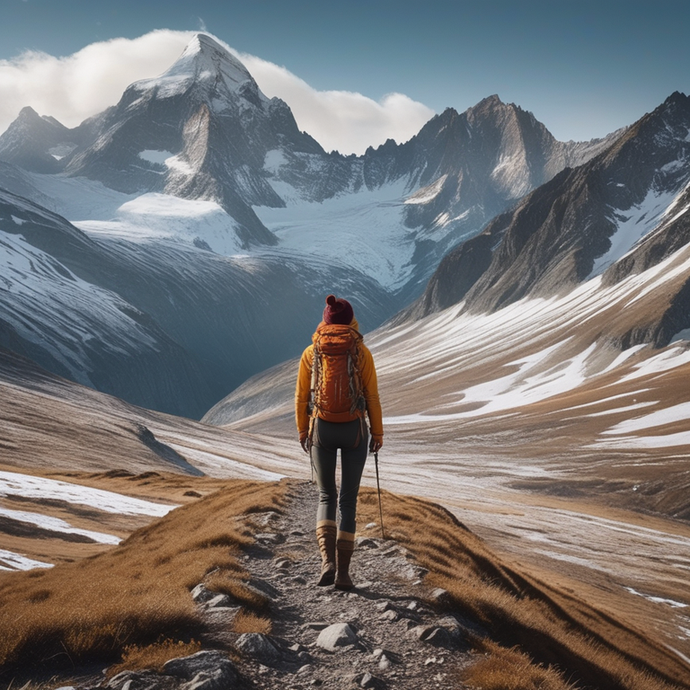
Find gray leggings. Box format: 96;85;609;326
311;418;368;534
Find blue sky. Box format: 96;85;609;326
2;0;689;150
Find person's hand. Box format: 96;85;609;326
300;433;311;454
369;435;383;453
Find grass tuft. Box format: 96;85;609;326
106;638;202;678
231;610;272;635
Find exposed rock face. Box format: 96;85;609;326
407;92;690;342
0;106;82;173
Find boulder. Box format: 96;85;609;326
235;632;282;664
315;623;359;652
163;651;240;690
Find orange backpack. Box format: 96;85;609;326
309;323;365;424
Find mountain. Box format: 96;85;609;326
0;184;397;417
0;35;619;274
0;33;626;417
0;106;84;174
408;92;690;330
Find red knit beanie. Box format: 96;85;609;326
323;294;354;325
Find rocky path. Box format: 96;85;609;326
227;480;476;689
105;480;480;690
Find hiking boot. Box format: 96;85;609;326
316;521;337;586
335;530;355;591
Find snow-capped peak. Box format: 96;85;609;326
131;33;265;107
163;33;253;88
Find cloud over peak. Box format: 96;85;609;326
0;30;435;155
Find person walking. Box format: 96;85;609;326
295;294;384;590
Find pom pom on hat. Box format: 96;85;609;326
323;294;354;325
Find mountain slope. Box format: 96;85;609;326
409;92;690;324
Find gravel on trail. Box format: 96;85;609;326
220;479;478;689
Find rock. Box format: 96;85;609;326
302;621;330;630
246;579;279;599
406;600;419;611
437;613;488;642
428;587;452;607
254;532;284;544
204;593;233;609
355;537;379;549
315;623;359;652
106;670;170;690
274;558;291;569
380;546;404;558
379;609;398;622
249;511;280;527
378;654;391;671
374;601;393;612
398;563;428;580
163;651;239;690
235;632;282;664
423;626;453;647
359;672;377;688
190;583;214;604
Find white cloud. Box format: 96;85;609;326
231;51;435;154
0;30;193;132
0;30;435;156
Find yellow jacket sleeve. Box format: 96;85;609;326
360;344;384;439
295;345;313;437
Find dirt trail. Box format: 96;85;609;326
224;479;477;689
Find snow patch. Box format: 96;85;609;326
625;587;687;609
138;150;174;165
0;471;176;516
0;506;121;545
404;175;447;205
0;549;52;571
75;193;244;254
591;186;682;276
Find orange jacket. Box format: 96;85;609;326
295;319;383;441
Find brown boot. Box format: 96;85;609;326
335;531;355;591
316;520;337;586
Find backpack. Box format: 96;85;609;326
309;324;366;424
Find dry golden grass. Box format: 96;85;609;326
357;488;688;690
465;641;576;690
231;610;272;635
106;639;202;678
0;478;287;682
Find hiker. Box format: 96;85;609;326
295;294;384;590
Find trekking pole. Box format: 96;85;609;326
374;451;385;540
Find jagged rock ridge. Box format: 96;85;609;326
407;91;690;349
